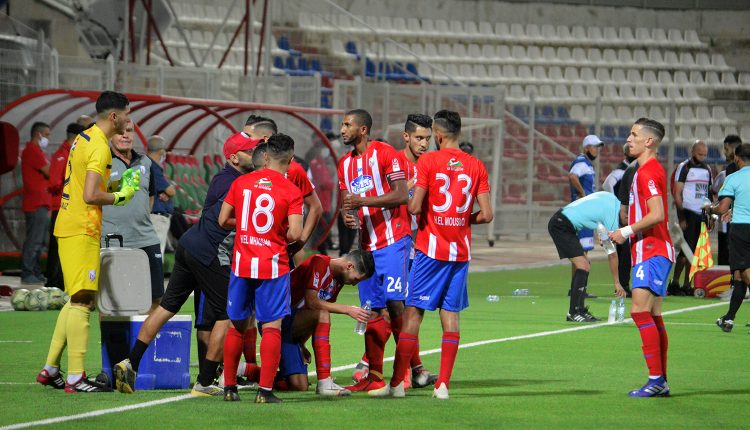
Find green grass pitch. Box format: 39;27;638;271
1;262;749;429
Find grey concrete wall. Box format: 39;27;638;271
7;0;88;57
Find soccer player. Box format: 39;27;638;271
230;251;375;396
548;191;627;322
369;110;493;400
609;118;673;397
36;91;138;393
714;142;750;333
353;113;437;388
113;132;260;396
218;133;303;404
337;109;411;392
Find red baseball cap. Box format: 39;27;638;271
223;132;262;159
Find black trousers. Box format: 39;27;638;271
45;210;64;289
616;238;631;287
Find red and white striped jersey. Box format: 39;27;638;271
337;141;411;251
225;168;303;279
289;255;342;309
395;149;419;231
287;160;314;198
414;148;490;262
628;157;674;264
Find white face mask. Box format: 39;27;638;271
159;154;166;165
39;137;49;149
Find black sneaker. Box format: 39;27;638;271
716;317;734;332
65;372;113;393
255;388;282;404
566;313;589;322
237;376;257;390
581;307;601;322
36;369;65;389
681;284;694;296
224;385;240;401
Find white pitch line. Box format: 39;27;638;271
0;300;727;429
0;341;31;343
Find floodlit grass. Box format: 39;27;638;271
1;262;748;429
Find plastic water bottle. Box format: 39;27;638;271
512;289;529;296
486;295;500;302
607;300;617;323
596;222;616;255
354;300;371;335
616;298;626;322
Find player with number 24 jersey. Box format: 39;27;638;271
414;148;490;262
224;168;303;279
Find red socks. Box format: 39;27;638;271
652;315;668;379
364;316;390;381
243;327;257;364
243;363;260;382
390;332;418;387
436;332;460;388
259;327;282;390
312;323;332;380
631;312;663;377
223;327;244;387
390;315;422;373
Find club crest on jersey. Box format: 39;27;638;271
447;158;464;171
350;175;374;194
318;289;333;301
647;179;658;196
255;178;273;190
313;272;320;288
392;159;401;172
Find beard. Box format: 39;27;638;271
585;151;597;161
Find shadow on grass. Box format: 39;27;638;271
451;378;567;388
669;388;750;397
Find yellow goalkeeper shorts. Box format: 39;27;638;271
58;235;100;296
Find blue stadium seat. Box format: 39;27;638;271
618;126;630;142
277;36;290;51
345;41;358;56
320;117;333;132
513;106;529;122
603;125;617;142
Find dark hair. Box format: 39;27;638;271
634;117;665;142
724;134;742;147
252;142;268;167
347;249;375;279
735;143;750;162
66;123;85;138
265;133;295;160
459;141;474;154
433;110;461;137
404;114;433;132
95;91;129;115
345;109;372;134
30;121;50;138
245;114;278;134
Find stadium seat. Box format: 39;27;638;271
694;125;709;140
556;25;573;44
587;26;604;44
619;27;636;45
635;27;652;43
494;22;511;40
721;72;739;88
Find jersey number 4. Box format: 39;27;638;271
433;173;473;213
241;189;275;234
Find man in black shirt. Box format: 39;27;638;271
616;160;638;297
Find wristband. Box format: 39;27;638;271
620;225;634;237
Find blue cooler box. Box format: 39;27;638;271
101;315;192;390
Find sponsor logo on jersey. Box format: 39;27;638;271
447;158;464;171
256;178;273;190
392;159;401;172
88;270;96;282
648;179;658;196
313;271;320;288
350;175;374;194
318;289;333;301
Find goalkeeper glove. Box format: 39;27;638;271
112;168;141;206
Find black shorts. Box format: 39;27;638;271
160;244;229;330
681;210;703;251
548;209;584;259
729;224;750;271
141;243;164;300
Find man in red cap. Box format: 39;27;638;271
114;132;261;396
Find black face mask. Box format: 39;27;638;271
585;151;597;161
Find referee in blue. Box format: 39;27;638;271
711;143;750;333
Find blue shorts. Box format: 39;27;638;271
357;235;411;308
578;229;594;252
277;312;308;378
406;251;469;312
632;256;673;297
227;273;290;323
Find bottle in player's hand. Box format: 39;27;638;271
596;222;616;255
354;300;371;335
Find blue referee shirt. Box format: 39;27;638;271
718;165;750;224
561;191;620;232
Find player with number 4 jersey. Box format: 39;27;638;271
370;110;493;400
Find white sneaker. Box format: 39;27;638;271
368;381;405;398
316;377;351;396
433;382;449;400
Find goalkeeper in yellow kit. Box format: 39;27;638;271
36;91;141;393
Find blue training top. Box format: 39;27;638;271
149;156;174;215
569;154;595;201
718;165;750;224
561;191;620;232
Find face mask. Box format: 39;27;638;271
159;154;166;165
39;137;49;149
